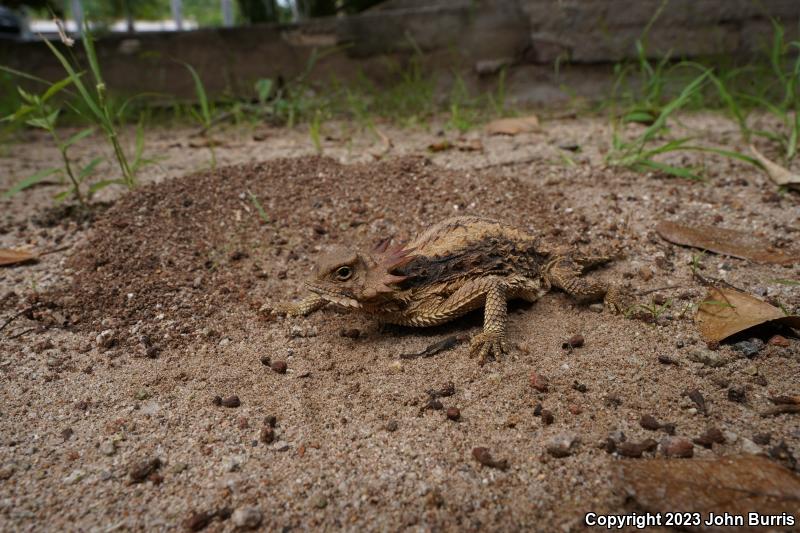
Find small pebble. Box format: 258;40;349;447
727;386;746;403
259;355;271;366
529;372;549;392
61;427;74;441
638;266;653;281
753;432;772;445
588;303;604;313
96;329;116;349
271;361;288;374
572;382;587;393
731;338;764;358
740;438;763;455
540;410;554;425
659;437;694;458
264;415;277;427
446;407;460;421
768;335;789;347
427;399;443;411
546;433;579;458
237;417;249;429
385;420;398;432
128;457;161;483
688;349;727;368
99;440;116;456
231;506;262;530
658;355;679;365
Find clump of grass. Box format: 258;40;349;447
1;73;101;205
183;62;216;169
43;24;139;189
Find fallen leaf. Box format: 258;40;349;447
618;456;800;532
485;115;540;135
695;285;800;343
0;248;37;266
656;220;799;265
751;145;800;190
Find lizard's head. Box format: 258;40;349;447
305;240;415;308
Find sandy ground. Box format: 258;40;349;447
0;112;799;532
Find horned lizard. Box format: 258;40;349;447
280;216;627;362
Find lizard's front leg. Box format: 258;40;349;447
469;278;508;363
277;294;327;317
545;257;631;313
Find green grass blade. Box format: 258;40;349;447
41;38;104;123
635;159;703;181
62;127;94;149
640;71;710;145
183;63;210;125
78;156;104;181
2;167;61;197
41;75;75;103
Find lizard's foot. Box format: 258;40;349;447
469;331;508;364
273;295;327;318
604;285;633;315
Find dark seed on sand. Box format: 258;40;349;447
129;457;162;483
271;361;288;374
260;426;275;444
616;439;657;458
562;334;584;349
221;395;241;408
427;399;443;411
693;427;725;448
446;407;461;421
658;355;679;365
339;328;361;339
686;389;707;414
472;447;508;470
639;414;661;431
184;511;213;532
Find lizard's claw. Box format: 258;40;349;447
604;285;633;315
469;331;508;364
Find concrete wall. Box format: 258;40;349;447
0;0;797;105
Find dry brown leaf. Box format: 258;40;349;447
485;115;540;135
0;248;37;267
751;145;800;190
656;220;799;265
696;285;800;343
619;456;800;532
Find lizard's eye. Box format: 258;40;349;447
335;266;353;281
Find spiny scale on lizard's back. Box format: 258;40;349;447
395;217;547;288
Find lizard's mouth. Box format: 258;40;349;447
305;282;362;309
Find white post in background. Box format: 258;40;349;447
171;0;183;30
290;0;300;21
70;0;84;34
221;0;234;27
